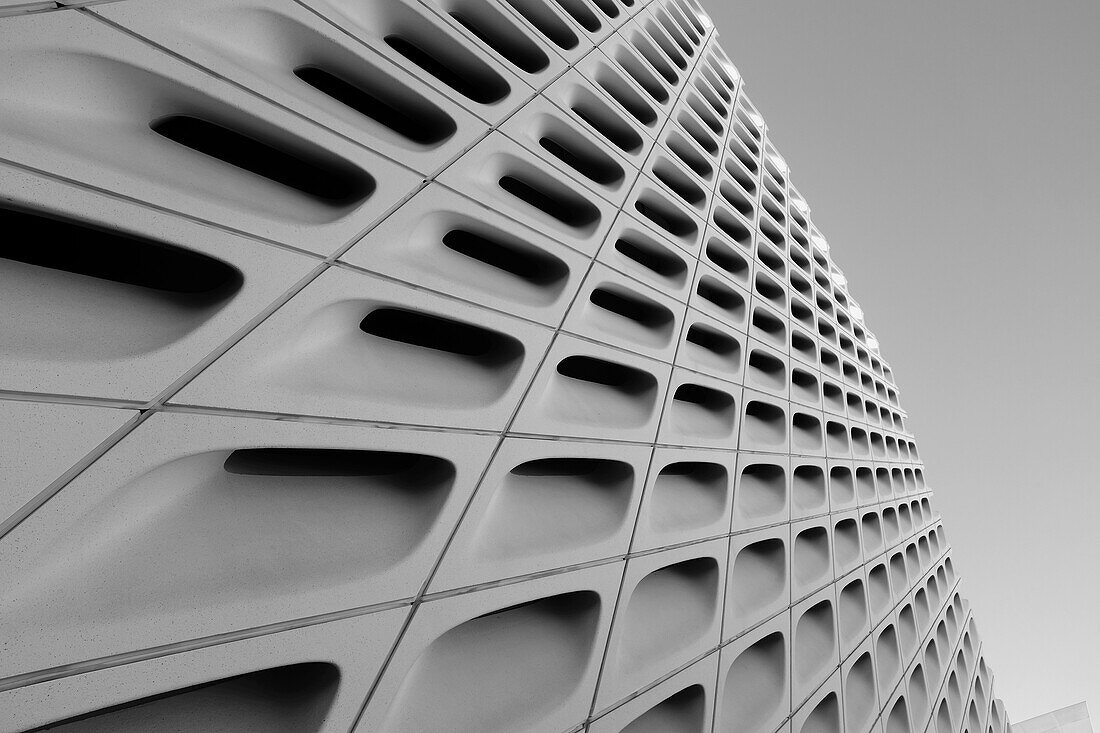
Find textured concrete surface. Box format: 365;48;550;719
0;0;1009;730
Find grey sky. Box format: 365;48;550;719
706;1;1100;720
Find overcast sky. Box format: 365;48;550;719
706;1;1100;721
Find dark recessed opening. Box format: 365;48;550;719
634;196;697;238
746;400;784;424
667;134;712;178
759;218;784;247
790;271;812;296
360;307;518;363
657;11;693;56
752;308;785;338
697;277;745;317
614;236;687;279
0;207;243;302
686;323;740;358
631;32;678;85
792;368;817;394
706;241;749;279
762;195;785;225
749;350;785;383
589;287;673;329
713;208;752;245
449;10;550;74
32;663;340;733
616;50;667;103
556;355;656;395
729;137;758;173
224;449;453;484
499;174;600;228
654;161;705;206
792;331;816;357
678;112;719;154
538;134;624;186
384;34;508;104
502;0;579;49
594;0;620;15
596;69;658;126
554;0;601;31
292;65;456;145
755;273;784;303
791;300;814;327
723;159;757;195
571;102;643;153
150;115;372;204
646;20;686;69
441;229;567;285
674;383;735;412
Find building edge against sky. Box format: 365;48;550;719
1013;704;1093;733
0;0;1011;729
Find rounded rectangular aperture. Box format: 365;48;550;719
151;115;373;205
0;206;243;360
36;663;340;733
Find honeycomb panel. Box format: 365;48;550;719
0;0;1009;730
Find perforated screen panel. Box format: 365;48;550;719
0;0;1009;731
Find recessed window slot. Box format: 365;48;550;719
791;299;814;328
749;349;786;390
645;19;686;69
441;229;567;286
589;287;673;330
697;276;745;319
656;9;693;56
502;0;579;50
752;307;786;341
630;30;679;85
686;92;722;135
674;383;735;415
590;0;619;19
539;133;624;186
705;240;749;280
1;207;241;297
678;111;719;155
755;272;784;304
728;135;758;173
448;6;550;74
554;0;601;31
634;194;697;239
792;330;816;360
571;99;643;153
33;663;340;732
556;355;655;395
736;108;763;141
713;208;752;247
653;159;705;206
719;180;754;218
667;131;713;178
615;48;668;103
763;194;786;225
293;66;456;145
150;115;372;204
360;307;518;363
384;34;509;104
614;236;688;280
686;323;740;360
723;158;757;195
693;79;727;119
758;221;783;251
499;174;600;228
596;67;658;125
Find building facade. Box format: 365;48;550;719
0;0;1010;730
1013;704;1093;733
